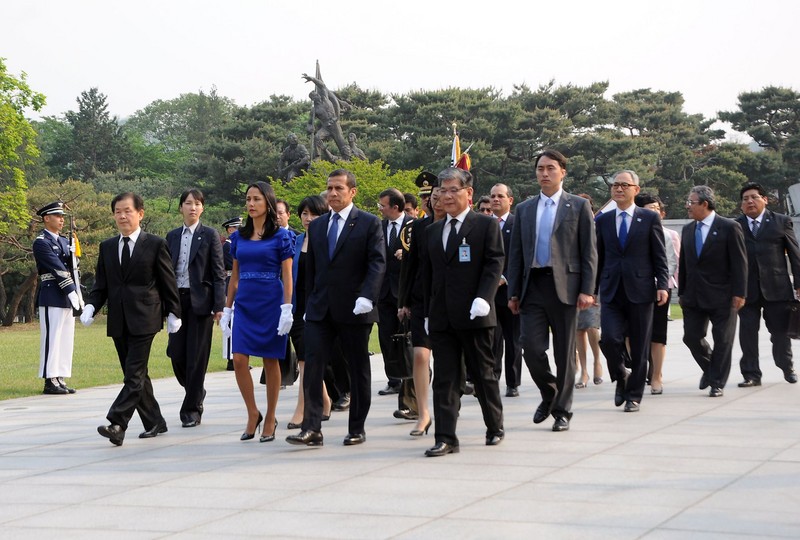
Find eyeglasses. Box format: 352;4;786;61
439;187;467;196
611;182;636;190
685;199;702;206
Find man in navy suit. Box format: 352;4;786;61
33;201;82;395
286;169;386;447
679;185;747;398
166;189;227;427
595;171;669;412
735;182;800;386
490;183;522;397
81;192;182;445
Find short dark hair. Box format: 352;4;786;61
403;193;418;209
240;181;279;240
112;192;144;212
297;195;327;217
179;188;205;206
534;149;568;170
740;182;767;200
576;193;595;212
276;198;290;214
476;195;491;208
437;167;473;188
379;188;404;211
328;168;356;188
691;185;716;211
635;193;662;207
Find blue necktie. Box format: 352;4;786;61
618;212;628;248
536;199;555;266
695;221;703;258
328;213;340;259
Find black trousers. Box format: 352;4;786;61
519;271;577;418
599;283;654;403
108;332;163;431
683;304;737;389
378;295;417;412
492;297;522;387
168;290;213;423
738;291;794;381
304;317;371;434
430;325;503;446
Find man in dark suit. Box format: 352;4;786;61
489;183;522;397
679;185;747;397
376;188;415;414
735;182;800;386
286;168;386;447
81;192;182;446
595;171;669;412
221;217;242;371
423;167;505;457
166;189;226;428
33;201;81;395
507;149;597;432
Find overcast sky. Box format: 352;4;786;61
3;0;799;135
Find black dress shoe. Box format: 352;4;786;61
286;430;323;446
624;401;640;412
552;416;570;432
463;382;475;396
699;373;709;390
378;384;399;395
425;442;459;457
505;386;519;397
332;393;350;411
343;433;366;446
57;377;76;394
98;424;125;446
226;359;234;371
614;372;628;407
287;422;302;429
139;422;168;438
737;379;761;388
393;408;419;420
533;401;552;424
485;430;505;446
785;370;798;384
181;419;201;428
43;378;68;395
709;387;723;397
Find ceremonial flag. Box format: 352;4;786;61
450;123;472;171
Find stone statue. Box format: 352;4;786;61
278;132;310;183
348;133;367;160
302;72;352;161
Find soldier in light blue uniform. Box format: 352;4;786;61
33;201;82;394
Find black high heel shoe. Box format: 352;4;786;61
241;412;263;441
260;419;278;443
410;419;432;437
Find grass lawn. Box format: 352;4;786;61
0;318;382;401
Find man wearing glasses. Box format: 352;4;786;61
595;171;669;412
679;185;747;398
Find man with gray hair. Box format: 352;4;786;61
679;185;747;398
595;171;669;412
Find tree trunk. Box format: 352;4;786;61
0;275;6;320
2;270;37;326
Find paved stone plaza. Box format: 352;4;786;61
1;324;799;539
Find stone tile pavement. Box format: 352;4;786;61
1;323;799;538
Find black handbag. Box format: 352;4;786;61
387;321;414;379
787;301;800;339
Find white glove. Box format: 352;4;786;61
167;313;182;334
220;306;233;338
69;243;77;254
424;317;429;334
277;303;293;336
80;304;95;326
353;296;373;315
469;297;491;320
67;291;80;311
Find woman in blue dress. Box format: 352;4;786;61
221;182;294;442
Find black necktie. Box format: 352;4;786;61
446;218;459;253
121;236;131;272
389;222;397;248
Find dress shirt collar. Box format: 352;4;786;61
183;222;199;235
331;202;354;223
496;211;510;224
44;229;60;241
616;205;635;219
540;188;563;207
749;209;766;226
121;227;142;244
448;207;471;226
699;211;716;228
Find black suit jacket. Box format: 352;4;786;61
424;211;504;331
166;223;226;315
88;231;181;337
380;215;413;300
398;215;432;309
679;214;747;310
736;210;800;303
305;206;386;324
494;213;514;304
595;207;668;303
